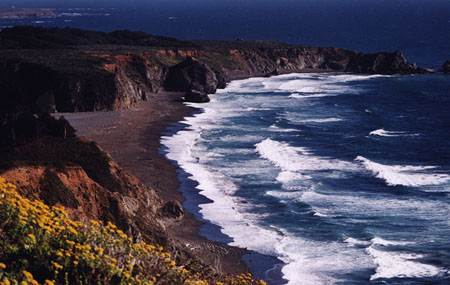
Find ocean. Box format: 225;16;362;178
2;1;449;283
162;73;450;284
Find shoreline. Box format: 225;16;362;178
60;92;250;275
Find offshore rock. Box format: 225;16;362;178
164;57;218;94
184;89;210;103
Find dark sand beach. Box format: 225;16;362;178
59;92;249;275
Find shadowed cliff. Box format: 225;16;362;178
0;26;426;113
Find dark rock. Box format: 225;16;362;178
346;51;425;74
442;60;450;73
215;72;227;89
0;112;76;146
161;200;184;220
265;69;281;77
164;57;218;94
320;61;345;70
184;89;210;103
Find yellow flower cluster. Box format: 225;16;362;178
0;177;266;285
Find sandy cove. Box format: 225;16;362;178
60;92;249;275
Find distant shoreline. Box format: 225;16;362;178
0;8;55;19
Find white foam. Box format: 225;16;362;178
371;237;413;246
355;156;450;187
276;171;311;183
268;124;299;132
217;72;386;96
369;129;419;137
293;117;343;123
367;246;444;280
255;138;355;173
299;190;450;222
289;93;332;99
245;107;272;111
344;237;371;246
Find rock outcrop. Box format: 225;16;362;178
345;50;423;74
164;57;218;94
184;89;210;103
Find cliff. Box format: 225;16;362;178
0;26;426;113
0;114;220;278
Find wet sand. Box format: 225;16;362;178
60;92;249;275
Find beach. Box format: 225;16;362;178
60;92;249;275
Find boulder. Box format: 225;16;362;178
442;60;450;73
265;69;281;77
184;89;210;103
160;200;184;220
164;57;218;94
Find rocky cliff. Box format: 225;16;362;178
0;26;426;112
0;114;205;270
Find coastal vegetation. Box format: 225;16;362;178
0;177;265;285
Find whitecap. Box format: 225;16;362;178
371;237;413;246
268;124;299;133
293;117;343;123
255;138;355;174
369;128;419;137
366;246;445;280
289;93;333;99
344;237;371;246
355;156;450;187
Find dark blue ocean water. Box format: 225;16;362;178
162;73;450;284
1;0;450;68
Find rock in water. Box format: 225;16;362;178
164;57;218;94
442;60;450;73
184;89;210;103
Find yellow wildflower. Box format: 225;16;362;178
44;280;55;285
52;262;63;270
0;262;5;269
22;270;33;280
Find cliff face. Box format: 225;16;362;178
0;134;188;251
0;27;426;113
